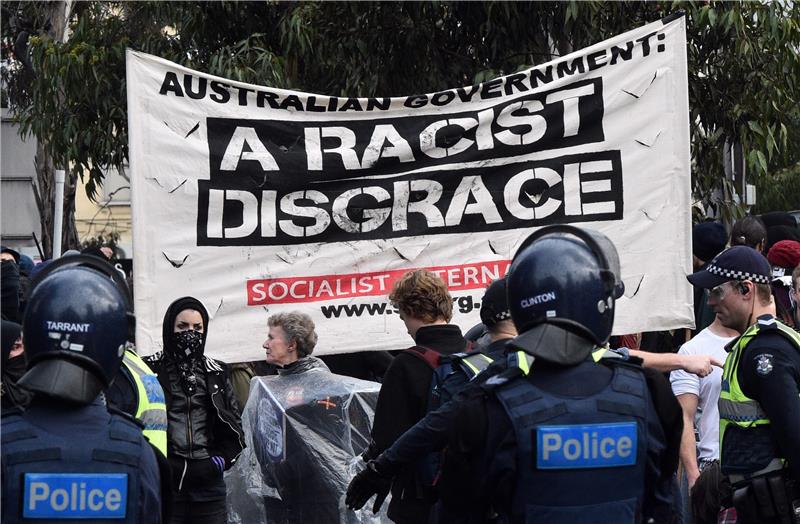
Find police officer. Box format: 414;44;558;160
349;226;681;523
687;245;800;523
447;226;679;522
107;347;169;457
1;256;162;523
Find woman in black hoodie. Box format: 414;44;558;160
1;320;31;413
144;297;244;524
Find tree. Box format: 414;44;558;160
3;1;799;257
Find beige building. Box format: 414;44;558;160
74;165;133;258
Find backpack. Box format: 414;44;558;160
402;344;493;490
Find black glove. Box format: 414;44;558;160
345;460;392;514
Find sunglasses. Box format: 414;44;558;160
708;282;734;301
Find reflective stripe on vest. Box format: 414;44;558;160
459;352;494;378
719;317;800;466
508;351;534;375
123;350;168;457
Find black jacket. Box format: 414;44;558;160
144;352;245;498
368;324;466;523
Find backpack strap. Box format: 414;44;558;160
403;345;442;369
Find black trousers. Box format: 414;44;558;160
169;498;227;524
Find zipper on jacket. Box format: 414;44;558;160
178;458;188;492
187;399;193;451
211;386;244;465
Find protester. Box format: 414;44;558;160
229;361;256;409
319;351;394;382
144;297;244;524
347;278;514;519
730;215;767;253
688;245;800;523
255;311;370;523
761;211;800;254
794;266;800;329
671;316;737;486
264;311;329;374
1;257;161;522
691;221;729;333
670;315;738;523
1;319;31;413
363;269;467;523
765;224;800;255
1;246;21;322
767;239;800;328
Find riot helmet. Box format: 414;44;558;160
506;225;624;346
19;255;133;404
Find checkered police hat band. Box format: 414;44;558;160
494;310;511;321
706;263;771;284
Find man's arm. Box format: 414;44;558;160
630;349;723;375
641;367;683;523
675;393;701;488
377;360;506;468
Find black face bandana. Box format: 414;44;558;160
168;330;204;395
2;354;32;410
170;330;204;362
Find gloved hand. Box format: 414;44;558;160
345;460;392;514
210;455;226;474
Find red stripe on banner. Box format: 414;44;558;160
246;260;511;306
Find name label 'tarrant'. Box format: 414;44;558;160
46;321;92;333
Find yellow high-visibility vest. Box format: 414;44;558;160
719;317;800;467
123;349;168;457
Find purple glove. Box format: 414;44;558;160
211;456;226;474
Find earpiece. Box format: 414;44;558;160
738;283;749;295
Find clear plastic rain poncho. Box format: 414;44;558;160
226;368;391;523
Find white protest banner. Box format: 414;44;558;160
127;15;692;361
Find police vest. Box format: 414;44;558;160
494;352;650;523
719;316;800;475
123;350;168;457
1;411;146;522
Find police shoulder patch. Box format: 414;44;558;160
755;353;774;375
535;422;637;469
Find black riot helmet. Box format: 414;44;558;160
19;255;134;404
506;225;624;346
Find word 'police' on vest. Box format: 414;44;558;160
536;422;637;469
23;473;128;519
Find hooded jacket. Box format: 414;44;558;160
143;297;244;499
1;320;31;413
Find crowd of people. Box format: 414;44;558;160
1;211;799;524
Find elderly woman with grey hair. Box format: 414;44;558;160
262;311;329;375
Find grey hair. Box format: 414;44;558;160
268;311;318;356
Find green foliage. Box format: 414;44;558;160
2;1;799;217
753;165;800;214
